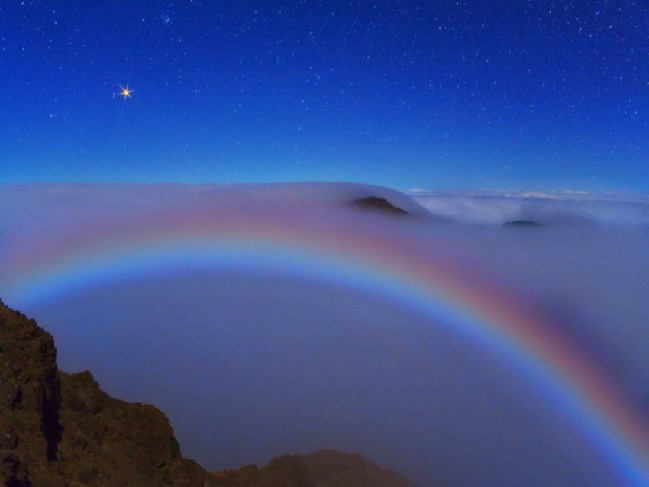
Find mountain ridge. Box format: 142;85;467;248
0;299;416;487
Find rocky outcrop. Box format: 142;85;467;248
0;299;217;486
0;301;61;486
0;300;416;486
348;196;410;216
56;370;209;486
213;450;416;487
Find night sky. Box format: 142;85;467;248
2;1;647;191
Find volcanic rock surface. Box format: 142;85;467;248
0;300;416;486
348;196;410;216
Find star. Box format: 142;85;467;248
119;85;132;99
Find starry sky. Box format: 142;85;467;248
2;1;647;191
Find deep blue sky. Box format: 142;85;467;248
1;1;647;191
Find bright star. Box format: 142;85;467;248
119;85;132;99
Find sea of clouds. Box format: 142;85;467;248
409;189;649;226
0;183;647;487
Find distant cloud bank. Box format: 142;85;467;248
409;190;649;226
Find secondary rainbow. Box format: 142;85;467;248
1;203;647;484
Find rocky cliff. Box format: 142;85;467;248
0;300;415;486
0;301;61;486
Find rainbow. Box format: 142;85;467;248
1;201;647;484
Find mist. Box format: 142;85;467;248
0;183;647;486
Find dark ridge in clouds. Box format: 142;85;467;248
0;183;647;487
348;196;411;216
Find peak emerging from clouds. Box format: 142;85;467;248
2;183;648;234
1;183;648;231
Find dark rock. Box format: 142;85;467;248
55;369;210;486
0;300;417;486
0;300;61;485
213;450;416;487
349;196;410;216
1;453;30;487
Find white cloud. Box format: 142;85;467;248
409;190;649;226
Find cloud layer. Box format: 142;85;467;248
0;183;647;486
409;190;649;226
